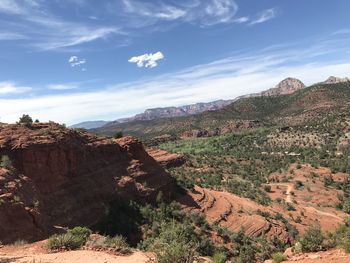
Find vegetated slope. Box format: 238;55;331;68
93;82;350;139
160;109;350;243
0;122;175;244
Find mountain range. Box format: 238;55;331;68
91;76;350;139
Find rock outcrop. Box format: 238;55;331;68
261;78;306;96
0;123;175;244
147;148;186;169
321;76;350;85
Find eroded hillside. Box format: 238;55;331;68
0;123;175;244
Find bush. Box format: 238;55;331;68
299;225;324;252
327;219;350;253
213;251;226;263
149;222;198;263
86;235;131;254
46;233;85;250
46;227;91;250
264;185;272;193
18;114;33;126
238;244;256;263
0;155;13;170
272;252;286;263
114;132;123;139
67;226;91;241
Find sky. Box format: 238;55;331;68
0;0;350;125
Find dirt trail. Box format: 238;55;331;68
269;183;294;203
304;206;344;221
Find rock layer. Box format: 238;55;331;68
0;123;174;244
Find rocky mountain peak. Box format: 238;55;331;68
261;77;306;96
322;76;350;84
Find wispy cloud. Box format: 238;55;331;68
0;32;26;40
48;83;80;91
0;0;279;51
122;0;239;27
0;81;32;95
233;16;249;24
1;33;350;124
128;52;165;68
249;8;277;25
0;0;122;50
0;0;24;14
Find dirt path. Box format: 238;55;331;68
303;206;344;221
269;183;294;203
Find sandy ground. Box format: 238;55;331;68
0;251;153;263
283;249;350;263
0;242;154;263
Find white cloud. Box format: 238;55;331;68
249;8;277;25
48;83;80;90
128;52;164;68
68;56;87;68
233;16;249;24
0;82;32;95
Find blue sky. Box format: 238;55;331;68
0;0;350;124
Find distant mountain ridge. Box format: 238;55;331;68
111;100;234;124
320;76;350;84
70;120;109;129
71;76;349;129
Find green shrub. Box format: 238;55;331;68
114;132;123;139
264;185;272;193
46;227;91;250
0;155;13;170
86;235;131;254
213;251;226;263
272;252;286;263
67;226;92;241
327;219;350;253
148;222;198;263
299;225;324;252
18;114;33;126
46;233;85;250
237;243;256;263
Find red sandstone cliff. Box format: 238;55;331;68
0;123;174;244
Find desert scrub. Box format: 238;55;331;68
11;239;28;246
86;235;131;254
46;227;91;250
212;251;227;263
327;218;350;253
298;225;324;252
272;252;286;263
0;155;14;170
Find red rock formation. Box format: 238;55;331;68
147;148;186;168
0;123;174;244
